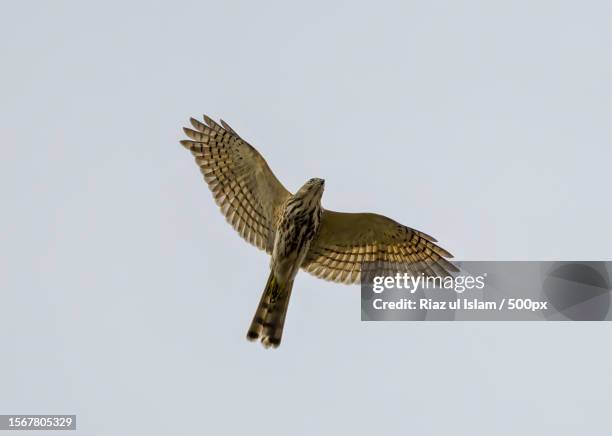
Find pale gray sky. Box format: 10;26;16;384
1;1;611;435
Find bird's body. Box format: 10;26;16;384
180;115;458;348
247;179;324;347
271;179;323;284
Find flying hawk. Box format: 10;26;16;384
180;115;457;348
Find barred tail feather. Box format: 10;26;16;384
247;272;294;349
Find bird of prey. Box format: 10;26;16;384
180;115;457;348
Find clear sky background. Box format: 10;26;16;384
1;1;611;435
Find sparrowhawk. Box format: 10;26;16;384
180;115;457;348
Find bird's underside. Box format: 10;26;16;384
180;115;458;348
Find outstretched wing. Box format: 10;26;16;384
302;210;458;284
180;115;291;253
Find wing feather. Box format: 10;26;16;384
302;210;457;284
180;115;291;252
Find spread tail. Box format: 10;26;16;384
246;272;294;348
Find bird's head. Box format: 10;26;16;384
296;178;325;204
